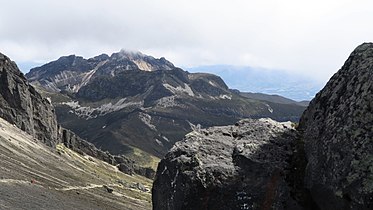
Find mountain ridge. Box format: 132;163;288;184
26;50;175;93
237;91;309;106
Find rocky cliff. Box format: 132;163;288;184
152;43;373;210
0;53;59;146
298;43;373;210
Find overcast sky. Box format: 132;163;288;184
1;0;373;83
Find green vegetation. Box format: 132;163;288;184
125;146;160;171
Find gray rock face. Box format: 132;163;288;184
299;43;373;210
152;118;305;210
0;53;59;146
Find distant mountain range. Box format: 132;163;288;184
186;65;324;101
26;51;307;160
237;91;309;106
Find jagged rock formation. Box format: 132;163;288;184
26;51;305;159
298;43;373;210
152;118;305;210
0;52;154;178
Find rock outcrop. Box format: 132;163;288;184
298;43;373;210
152;118;306;210
0;53;59;146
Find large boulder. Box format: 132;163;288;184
299;43;373;210
152;118;305;210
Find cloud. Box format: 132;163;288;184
1;0;373;82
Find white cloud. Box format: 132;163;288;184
1;0;373;82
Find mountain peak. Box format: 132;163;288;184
114;49;146;59
90;53;109;62
0;53;23;76
110;49;175;71
26;50;176;93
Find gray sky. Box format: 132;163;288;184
1;0;373;83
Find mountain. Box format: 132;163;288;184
152;43;373;209
0;52;153;209
236;91;309;106
186;65;323;101
26;51;306;159
26;50;175;93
